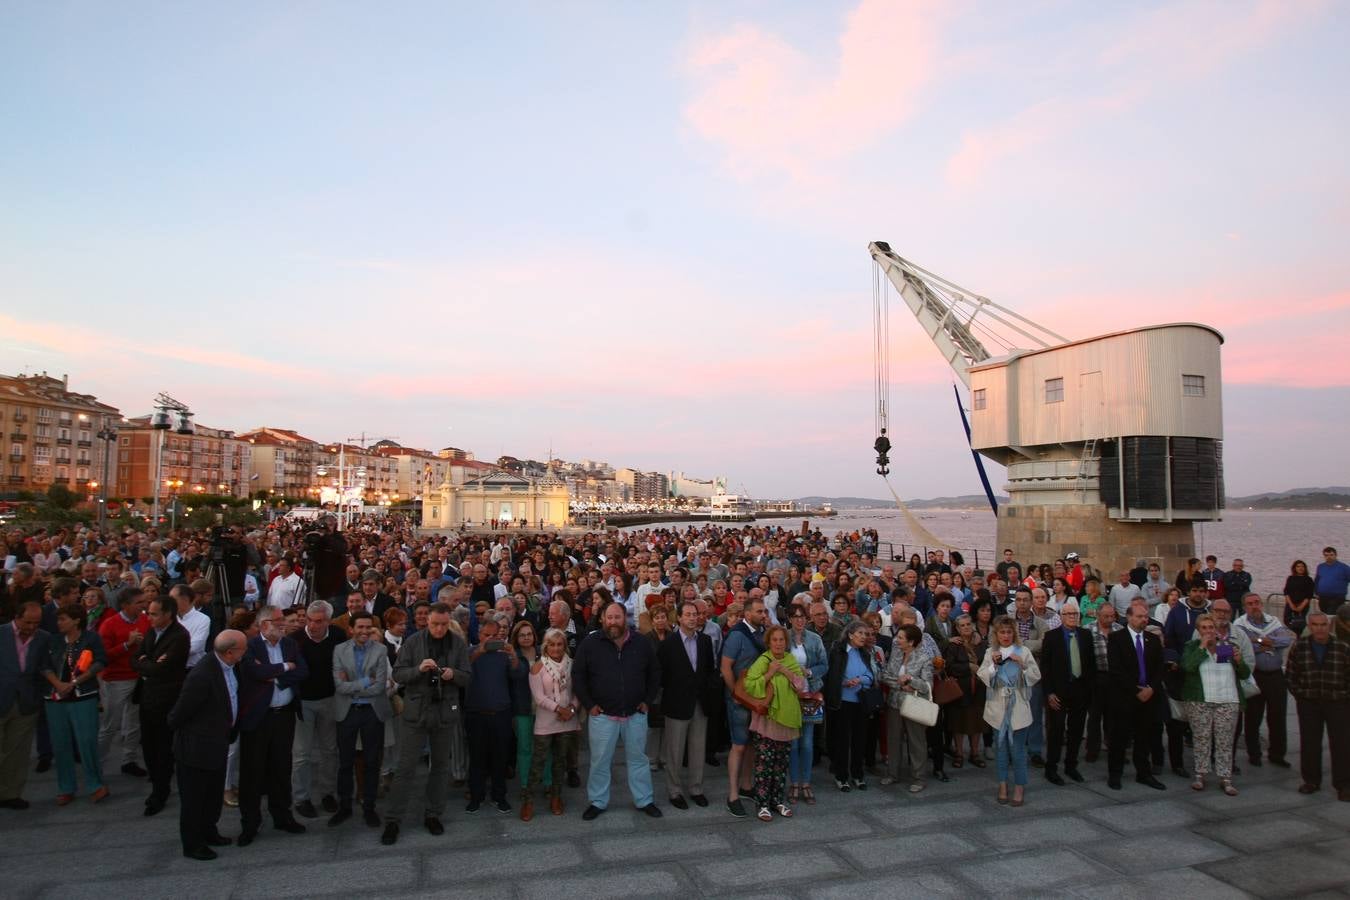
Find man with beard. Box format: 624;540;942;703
572;602;662;821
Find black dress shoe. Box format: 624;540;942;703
321;794;338;814
35;757;51;774
566;769;581;788
424;816;444;835
640;803;663;818
1137;775;1167;790
1248;757;1263;768
582;804;604;820
237;830;257;847
1107;777;1122;790
1171;766;1190;779
274;818;306;834
690;794;709;807
205;832;232;847
704;754;720;767
1270;758;1291;768
1029;754;1046;768
1;797;31;810
363;808;381;827
144;798;166;817
327;808;352;827
381;822;399;845
183;846;217;861
1065;768;1085;783
294;799;319;819
121;762;148;777
934;771;950;783
1046;772;1066;786
670;795;689;810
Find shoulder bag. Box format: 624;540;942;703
899;692;940;727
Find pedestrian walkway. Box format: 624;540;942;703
5;704;1346;899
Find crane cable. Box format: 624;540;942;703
871;259;955;552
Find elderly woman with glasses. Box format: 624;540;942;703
825;620;880;792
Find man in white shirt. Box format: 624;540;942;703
267;559;305;610
173;584;210;668
1108;571;1143;618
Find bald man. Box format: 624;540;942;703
168;630;246;861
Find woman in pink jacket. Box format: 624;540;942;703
523;628;580;819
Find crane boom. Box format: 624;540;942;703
868;241;1067;388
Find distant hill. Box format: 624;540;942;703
1228;486;1350;505
797;494;1006;510
1230;492;1350;511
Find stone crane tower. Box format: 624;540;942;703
869;241;1225;580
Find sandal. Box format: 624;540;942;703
1220;779;1238;797
757;806;772;822
996;787;1009;805
802;785;815;805
788;785;799;802
775;803;793;818
952;755;965;769
971;758;987;769
1191;775;1206;792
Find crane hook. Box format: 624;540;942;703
874;430;891;476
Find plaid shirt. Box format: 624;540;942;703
1287;635;1350;702
1091;623;1120;672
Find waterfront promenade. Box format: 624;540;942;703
7;701;1347;900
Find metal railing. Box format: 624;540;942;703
859;540;997;570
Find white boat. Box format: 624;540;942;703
710;491;754;521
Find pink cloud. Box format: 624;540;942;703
682;0;944;183
944;0;1327;188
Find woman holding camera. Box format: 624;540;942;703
1181;613;1250;796
979;614;1041;807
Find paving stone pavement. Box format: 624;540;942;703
4;703;1347;899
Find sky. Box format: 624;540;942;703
2;0;1347;501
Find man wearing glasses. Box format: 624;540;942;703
1039;599;1095;786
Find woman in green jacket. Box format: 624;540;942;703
1181;613;1251;796
743;625;808;822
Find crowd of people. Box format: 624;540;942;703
1;518;1348;862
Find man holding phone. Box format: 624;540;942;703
464;614;515;815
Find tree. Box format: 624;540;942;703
45;483;78;510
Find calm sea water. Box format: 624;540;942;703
632;509;1350;597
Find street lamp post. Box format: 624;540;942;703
149;394;194;525
165;478;184;530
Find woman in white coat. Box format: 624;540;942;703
979;614;1042;807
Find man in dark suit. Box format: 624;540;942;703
657;599;721;809
235;605;309;846
360;572;396;623
0;602;48;808
131;593;190;816
168;629;246;860
1106;599;1167;790
1040;599;1096;786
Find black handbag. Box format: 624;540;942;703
861;684;884;714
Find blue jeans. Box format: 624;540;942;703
788;722;815;784
586;712;653;810
1027;684;1045;754
996;725;1030;786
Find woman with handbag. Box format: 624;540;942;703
979;614;1041;807
786;603;827;804
943;615;986;768
39;603;109;805
1180;613;1250;796
824;620;879;792
742;625;808;821
881;624;934;792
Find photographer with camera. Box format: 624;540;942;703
380;602;470;846
309;516;349;607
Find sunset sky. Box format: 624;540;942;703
3;1;1347;500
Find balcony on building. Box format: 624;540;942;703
8;452;24;462
10;431;27;441
77;439;91;448
56;436;71;445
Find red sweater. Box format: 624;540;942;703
98;613;151;682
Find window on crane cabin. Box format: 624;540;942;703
972;389;987;411
1044;378;1064;404
1182;374;1205;397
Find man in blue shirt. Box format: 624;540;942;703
1315;547;1350;617
719;596;766;819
